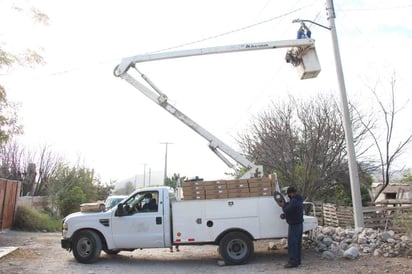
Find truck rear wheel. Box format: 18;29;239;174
219;231;254;265
72;230;102;264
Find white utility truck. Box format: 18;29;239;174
61;37;321;264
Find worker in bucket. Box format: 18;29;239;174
278;186;304;268
297;23;311;39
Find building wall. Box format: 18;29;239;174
372;183;412;203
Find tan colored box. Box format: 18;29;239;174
228;192;250;198
206;193;228;199
203;184;227;191
249;186;273;192
182;180;204;187
183;193;205;200
202;180;226;186
80;202;105;212
249;190;273;197
205;189;227;195
182;185;204;193
226;179;249;189
227;187;250;194
247;177;273;188
225;179;240;185
226;183;248;189
183;189;204;196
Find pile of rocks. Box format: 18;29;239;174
303;226;411;260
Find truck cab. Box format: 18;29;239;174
61;187;174;263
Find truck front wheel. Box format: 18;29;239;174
72;230;102;264
219;231;254;265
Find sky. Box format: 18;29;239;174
1;0;412;187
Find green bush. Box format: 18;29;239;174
13;206;62;232
58;186;87;217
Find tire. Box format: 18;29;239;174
103;249;121;255
72;230;102;264
219;231;254;265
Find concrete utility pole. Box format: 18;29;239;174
142;163;147;187
161;142;173;185
148;167;151;186
326;0;364;228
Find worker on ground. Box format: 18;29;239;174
278;186;304;268
170;245;180;253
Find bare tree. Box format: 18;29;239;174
0;139;24;180
0;140;64;195
353;75;412;201
238;95;371;201
28;144;63;196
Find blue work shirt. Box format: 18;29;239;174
282;194;304;225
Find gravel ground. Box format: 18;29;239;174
0;230;411;274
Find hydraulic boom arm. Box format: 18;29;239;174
114;38;319;178
116;68;262;178
114;39;315;76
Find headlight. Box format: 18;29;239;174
62;221;68;237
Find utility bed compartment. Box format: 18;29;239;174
171;196;288;244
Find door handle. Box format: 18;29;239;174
156;216;162;225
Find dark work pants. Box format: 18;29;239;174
288;223;303;266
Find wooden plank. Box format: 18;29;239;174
1;180;20;230
0;181;6;230
322;203;339;227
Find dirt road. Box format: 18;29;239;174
0;230;411;274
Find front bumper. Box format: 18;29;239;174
61;238;72;250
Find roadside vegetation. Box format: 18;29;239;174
13;206;61;232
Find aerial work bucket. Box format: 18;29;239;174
285;45;321;80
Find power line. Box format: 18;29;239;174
146;5;311;55
47;5;312;77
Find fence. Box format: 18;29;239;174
0;179;21;230
312;202;412;231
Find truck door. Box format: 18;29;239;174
110;190;165;248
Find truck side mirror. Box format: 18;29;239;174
115;203;126;216
273;191;286;207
